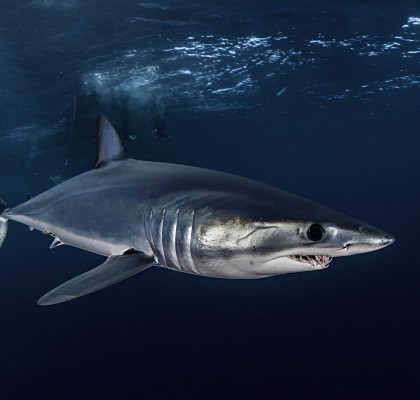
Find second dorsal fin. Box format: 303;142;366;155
93;115;127;168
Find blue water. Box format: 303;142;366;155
1;1;419;398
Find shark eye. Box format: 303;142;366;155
307;224;325;241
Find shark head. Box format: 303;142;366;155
192;191;395;278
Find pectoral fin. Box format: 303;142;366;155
37;252;155;306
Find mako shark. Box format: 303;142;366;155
0;115;394;305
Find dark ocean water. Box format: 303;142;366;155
0;0;419;399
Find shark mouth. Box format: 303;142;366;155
288;255;333;268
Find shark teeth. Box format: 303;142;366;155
288;255;333;268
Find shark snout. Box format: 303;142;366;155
341;226;395;255
377;234;395;246
359;225;395;245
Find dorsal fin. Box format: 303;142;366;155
93;115;127;168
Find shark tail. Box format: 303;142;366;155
0;198;8;248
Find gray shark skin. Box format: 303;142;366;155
0;115;395;305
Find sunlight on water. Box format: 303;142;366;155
0;1;418;154
402;16;420;28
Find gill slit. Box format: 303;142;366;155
189;209;199;274
173;208;182;271
159;208;167;265
148;208;159;264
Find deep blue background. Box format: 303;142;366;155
0;1;419;399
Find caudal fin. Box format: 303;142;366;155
0;198;8;248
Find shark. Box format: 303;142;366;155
0;115;395;305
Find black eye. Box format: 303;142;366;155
307;224;325;241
